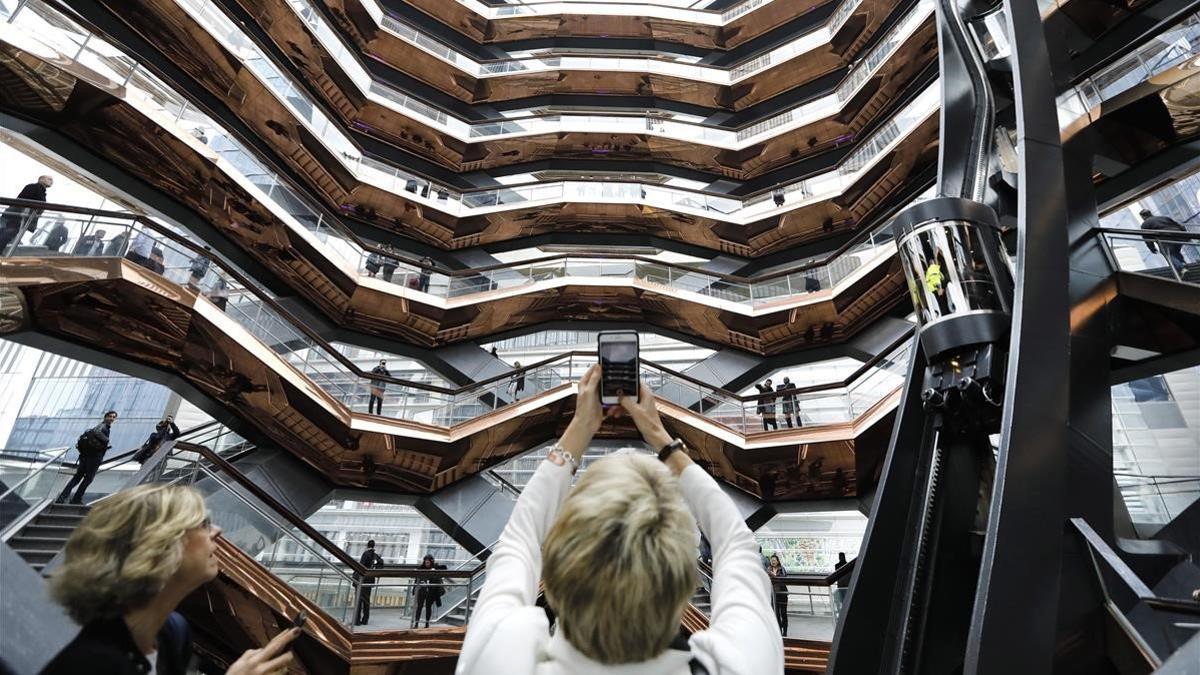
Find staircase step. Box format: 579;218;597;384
45;504;91;516
8;536;69;552
14;549;57;565
32;513;87;527
19;524;76;540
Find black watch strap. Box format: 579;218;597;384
658;439;685;462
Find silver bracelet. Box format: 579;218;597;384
547;443;578;472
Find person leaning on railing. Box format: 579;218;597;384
456;364;783;675
41;484;299;675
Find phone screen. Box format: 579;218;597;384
598;332;639;404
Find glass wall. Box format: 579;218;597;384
755;511;867;575
1113;366;1200;530
483;331;715;372
1101;169;1200;270
0;340;178;458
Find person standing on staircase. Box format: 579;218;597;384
355;539;385;626
768;555;789;636
411;554;444;628
368;360;390;416
57;410;118;505
1139;209;1188;271
1;175;52;256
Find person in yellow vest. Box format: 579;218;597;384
925;259;949;317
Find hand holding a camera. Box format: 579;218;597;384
559;363;693;476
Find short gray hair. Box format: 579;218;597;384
542;454;697;663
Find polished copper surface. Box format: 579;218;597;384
321;0;901;110
1;257;896;497
683;600;830;672
359;0;834;49
188;534;819;673
230;0;936;178
0;44;917;353
180;538;463;674
59;0;941;257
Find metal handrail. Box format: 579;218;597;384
1098;226;1200;242
0;192;897;284
483;470;523;498
0;447;71;503
165;441;486;579
373;0;866;70
1;198;915;406
191;463;358;588
1070;518;1164;668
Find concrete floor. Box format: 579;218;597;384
348;607;454;632
780;614;837;641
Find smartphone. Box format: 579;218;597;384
598;331;639;405
292;609;308;630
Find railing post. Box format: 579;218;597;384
464;572;475;623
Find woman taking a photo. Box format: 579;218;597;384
41;483;299;675
456;364;783;674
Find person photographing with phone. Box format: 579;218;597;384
456;342;783;674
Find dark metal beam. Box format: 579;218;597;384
963;0;1072;670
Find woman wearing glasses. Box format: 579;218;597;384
41;484;299;675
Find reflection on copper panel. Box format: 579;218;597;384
45;0;943;256
122;0;937;177
322;0;898;110
0;45;915;354
375;0;825;48
186;535;828;671
3;257;893;498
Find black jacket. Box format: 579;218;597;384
40;613;191;675
356;549;384;585
44;221;69;251
1140;215;1185;233
1140;215;1186;254
15;182;47;203
1;183;47;235
148;421;180;446
754;384;776;413
776;382;798;409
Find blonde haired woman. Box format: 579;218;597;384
457;365;783;674
41;484;298;675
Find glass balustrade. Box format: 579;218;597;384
1100;229;1200;285
368;0;867;84
1117;473;1200;527
693;562;838;627
2;205;912;434
4;0;940;229
0;448;76;532
4;1;933;306
377;0;780;25
155;444;361;625
1057;12;1200;129
148;442;488;630
281;0;929;149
